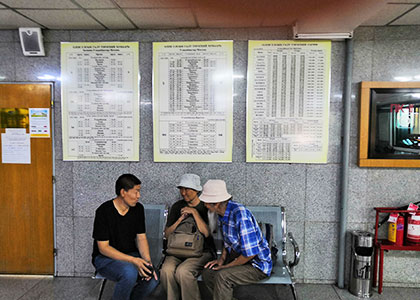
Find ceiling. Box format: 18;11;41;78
0;0;419;34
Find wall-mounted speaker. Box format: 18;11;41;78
19;27;45;56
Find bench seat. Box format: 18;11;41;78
259;261;292;285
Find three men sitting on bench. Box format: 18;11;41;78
92;174;271;300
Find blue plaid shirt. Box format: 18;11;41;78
219;201;272;276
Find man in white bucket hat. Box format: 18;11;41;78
161;174;215;300
200;179;272;300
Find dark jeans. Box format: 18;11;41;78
94;252;159;300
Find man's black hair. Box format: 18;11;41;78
115;174;141;196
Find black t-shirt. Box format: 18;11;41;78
92;200;146;262
166;199;215;252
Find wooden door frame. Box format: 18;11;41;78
1;82;56;275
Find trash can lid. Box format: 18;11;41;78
351;230;374;248
351;230;373;237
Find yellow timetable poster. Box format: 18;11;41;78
153;41;233;162
246;40;331;163
61;42;139;161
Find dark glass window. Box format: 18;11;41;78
369;88;420;159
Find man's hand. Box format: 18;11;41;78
180;206;196;217
131;257;157;280
178;207;195;222
204;258;225;270
177;212;189;222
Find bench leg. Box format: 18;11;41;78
373;246;378;287
290;283;298;300
378;249;384;294
98;279;107;300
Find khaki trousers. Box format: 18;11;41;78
201;264;267;300
160;252;213;300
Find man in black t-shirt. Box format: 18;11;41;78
160;174;215;300
92;174;159;300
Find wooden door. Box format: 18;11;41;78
0;83;54;274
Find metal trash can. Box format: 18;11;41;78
349;231;374;298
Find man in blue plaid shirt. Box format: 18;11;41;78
200;180;272;300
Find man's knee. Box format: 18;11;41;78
118;264;138;286
161;262;176;280
201;268;218;290
214;269;233;286
201;268;213;282
175;264;195;283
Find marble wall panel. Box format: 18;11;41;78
247;27;290;40
303;222;339;281
15;42;60;81
372;39;420;81
74;217;96;274
374;25;420;41
353;27;375;42
233;40;248;72
52;80;61;106
349;99;359;138
53;94;63;160
69;30;131;42
56;217;74;276
232;41;248;162
327;144;341;164
305;165;340;222
366;168;420;208
139;101;153;162
131;28;250;42
139;42;152;104
0;42;16;81
190;162;247;202
55;159;74;217
348;136;359;167
329;102;343;147
73;162;130;217
347;167;372;223
330;42;345;103
43;30;70;42
0;29;14;42
245;164;306;221
352;40;374;83
139;42;153;162
383;251;420;284
182;28;250;42
129;162;190;205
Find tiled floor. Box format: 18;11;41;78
0;276;418;300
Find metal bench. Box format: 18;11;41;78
94;204;300;300
93;204;167;300
246;206;300;300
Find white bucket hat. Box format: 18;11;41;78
199;180;231;203
177;173;202;191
